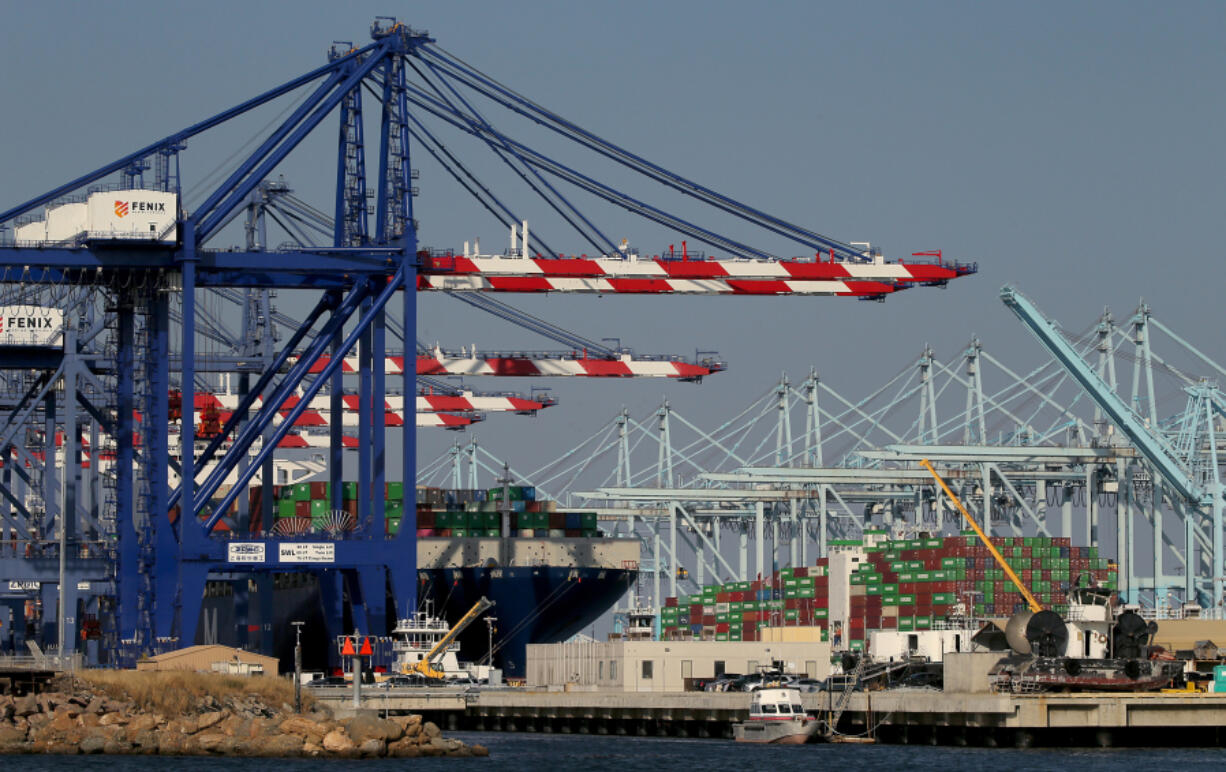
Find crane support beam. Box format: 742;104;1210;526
1001;285;1205;503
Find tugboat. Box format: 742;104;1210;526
391;598;495;682
732;687;821;744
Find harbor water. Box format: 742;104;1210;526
5;732;1226;770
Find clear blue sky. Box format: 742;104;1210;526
1;1;1223;486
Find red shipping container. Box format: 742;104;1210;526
294;500;310;517
794;567;809;578
717;592;732;603
702;614;716;625
880;617;898;629
742;629;758;642
665;597;679;607
690;604;702;616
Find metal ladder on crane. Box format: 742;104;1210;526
824;653;867;739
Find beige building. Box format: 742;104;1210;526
527;634;830;692
135;645;278;676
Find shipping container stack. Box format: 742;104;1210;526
261;481;402;533
845;531;1116;651
412;485;601;538
659;562;832;643
659;530;1118;652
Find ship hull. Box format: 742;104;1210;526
196;539;637;678
418;565;635;677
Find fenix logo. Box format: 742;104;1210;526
113;200;168;218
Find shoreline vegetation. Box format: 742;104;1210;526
0;670;488;758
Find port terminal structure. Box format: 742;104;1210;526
433;290;1226;619
0;20;971;666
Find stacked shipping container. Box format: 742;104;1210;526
263;481;404;533
414;485;600;538
226;483;601;538
659;563;831;643
659;531;1118;652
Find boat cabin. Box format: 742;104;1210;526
749;688;805;719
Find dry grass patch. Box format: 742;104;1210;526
76;669;310;715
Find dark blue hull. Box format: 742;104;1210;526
418;566;636;677
198;565;635;677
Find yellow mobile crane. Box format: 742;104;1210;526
404;597;495;680
920;459;1067;657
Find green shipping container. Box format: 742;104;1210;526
278;499;297;517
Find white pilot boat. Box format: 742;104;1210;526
732;687;821;744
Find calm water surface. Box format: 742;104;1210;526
8;732;1225;771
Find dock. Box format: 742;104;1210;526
308;684;1226;746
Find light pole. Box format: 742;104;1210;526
484;616;497;668
291;621;304;713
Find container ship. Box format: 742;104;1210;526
197;482;638;677
659;528;1117;651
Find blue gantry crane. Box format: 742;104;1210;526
0;19;973;666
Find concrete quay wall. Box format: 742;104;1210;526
317;686;1226;746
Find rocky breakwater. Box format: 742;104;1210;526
0;675;487;758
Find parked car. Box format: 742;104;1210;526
792;678;826;693
703;675;740;692
308;675;349;687
379;674;427;688
896;671;943;690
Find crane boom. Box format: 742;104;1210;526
920;458;1043;613
1000;285;1203;503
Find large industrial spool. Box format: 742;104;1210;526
1005;609;1068;657
1111;610;1154;659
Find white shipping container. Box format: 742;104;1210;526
44;202;88;242
86;190;177;242
0;306;63;346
